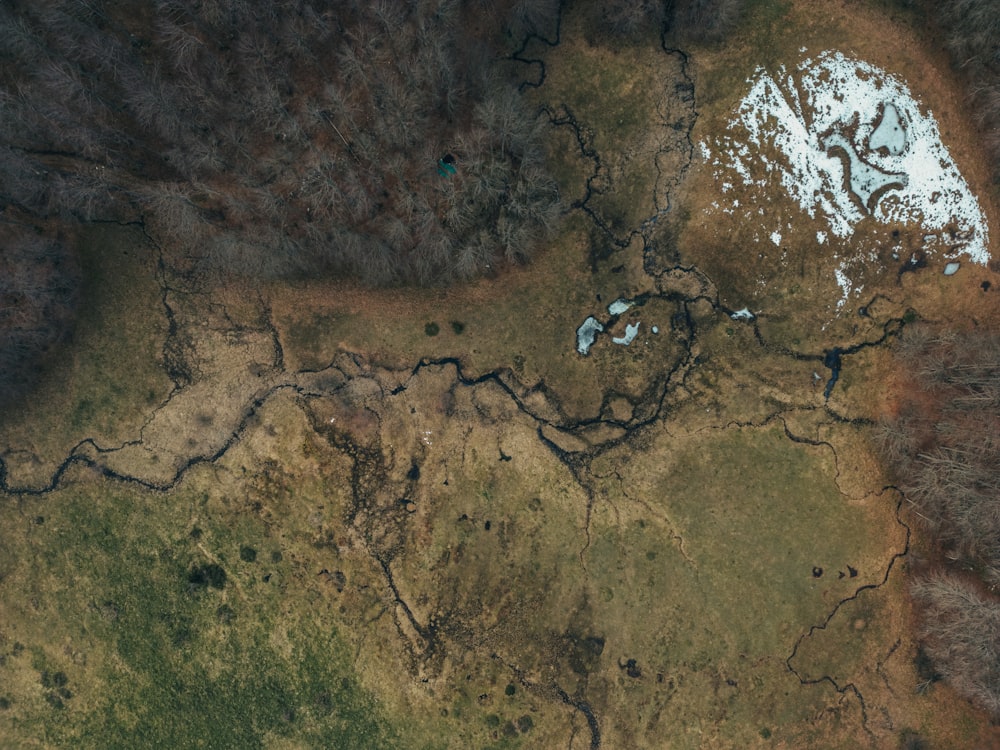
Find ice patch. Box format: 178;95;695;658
869;103;906;155
576;316;604;355
608;299;633;315
613;322;640;346
943;261;961;276
730;307;755;321
770;230;782;246
817;230;827;244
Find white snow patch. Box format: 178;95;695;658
944;262;961;276
730;307;755;321
770;230;782;246
834;264;852;309
711;50;990;311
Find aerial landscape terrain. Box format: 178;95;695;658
2;0;1000;748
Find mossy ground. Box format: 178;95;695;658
2;1;1000;748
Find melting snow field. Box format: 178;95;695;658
703;50;990;310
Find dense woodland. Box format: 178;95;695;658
0;0;563;285
0;223;79;406
933;0;1000;181
878;326;1000;718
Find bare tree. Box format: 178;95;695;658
912;574;1000;717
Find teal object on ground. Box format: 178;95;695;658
437;159;457;177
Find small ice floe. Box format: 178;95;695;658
943;262;961;276
608;298;633;316
730;307;755;321
613;322;640;346
576;316;604;355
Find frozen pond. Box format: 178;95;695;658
613;322;640;346
575;299;647;354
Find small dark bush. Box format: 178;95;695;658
239;545;257;563
188;563;227;590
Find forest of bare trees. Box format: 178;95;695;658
878;325;1000;717
932;0;1000;179
593;0;746;41
0;221;79;408
0;0;563;286
0;0;758;406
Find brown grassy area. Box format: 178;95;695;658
2;1;1000;748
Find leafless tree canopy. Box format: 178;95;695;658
591;0;746;42
0;0;562;285
0;221;79;405
934;0;1000;180
912;574;1000;717
878;325;1000;717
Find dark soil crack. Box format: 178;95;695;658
785;487;912;736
